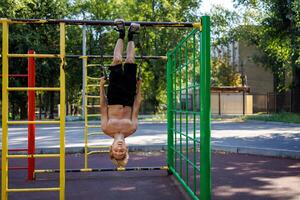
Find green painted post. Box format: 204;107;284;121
200;16;211;200
167;52;174;171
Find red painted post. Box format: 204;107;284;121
27;50;36;180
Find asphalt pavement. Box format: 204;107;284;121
0;119;299;158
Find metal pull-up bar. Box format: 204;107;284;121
69;55;167;60
0;18;201;28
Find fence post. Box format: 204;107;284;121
167;52;174;172
218;92;221;115
200;16;211;200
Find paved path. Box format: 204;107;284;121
4;152;300;200
0;120;299;153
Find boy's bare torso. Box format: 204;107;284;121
102;105;137;137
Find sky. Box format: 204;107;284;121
201;0;235;13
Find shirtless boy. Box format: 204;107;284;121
100;19;142;168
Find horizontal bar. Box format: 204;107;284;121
0;54;167;60
7;154;60;158
87;114;101;117
86;95;100;98
87;145;108;148
79;55;167;60
86;84;99;87
3;18;199;28
86;105;100;108
87;150;105;155
7;87;61;91
8;54;61;58
7;120;60;125
88;132;104;136
34;166;169;173
87;76;101;80
86;64;103;67
86;125;101;128
7;187;60;192
0;74;28;77
8;148;27;152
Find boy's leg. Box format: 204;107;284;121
112;39;124;65
125;23;140;64
112;19;125;66
123;23;140;106
125;41;135;64
107;19;126;106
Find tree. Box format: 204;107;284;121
71;0;201;113
234;0;300;93
209;5;243;86
0;0;70;119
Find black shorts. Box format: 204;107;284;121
107;63;137;107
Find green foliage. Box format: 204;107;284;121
209;6;243;86
72;0;201;113
0;0;70;119
1;0;202;117
233;0;300;92
212;56;242;86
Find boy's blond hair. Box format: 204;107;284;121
109;146;129;168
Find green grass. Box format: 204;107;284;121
243;112;300;124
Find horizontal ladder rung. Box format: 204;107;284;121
8;54;61;58
87;76;101;80
87;150;107;155
34;166;168;173
7;87;60;91
7;187;60;192
86;84;99;87
88;132;104;136
86;95;100;98
86;125;101;128
86;105;100;108
7;154;60;159
87;114;101;117
87;145;108;148
87;64;102;67
7;120;60;125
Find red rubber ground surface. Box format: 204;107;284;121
2;152;300;200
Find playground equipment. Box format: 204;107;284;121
0;50;36;179
1;17;211;200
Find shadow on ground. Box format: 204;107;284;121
1;152;299;200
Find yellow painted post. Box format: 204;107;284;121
59;22;66;200
1;20;9;200
83;57;88;169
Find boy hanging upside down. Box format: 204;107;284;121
100;19;142;168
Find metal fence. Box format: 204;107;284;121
167;16;211;200
252;91;300;113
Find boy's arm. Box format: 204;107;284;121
100;77;108;130
132;80;143;128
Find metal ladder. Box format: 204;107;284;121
1;19;66;200
81;56;109;169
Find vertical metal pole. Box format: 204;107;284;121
167;53;174;171
218;92;221;115
82;26;87;117
27;50;36;180
83;57;88;169
59;22;66;200
267;93;269;114
243;89;245;115
1;20;9;200
200;16;211;200
184;41;189;184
